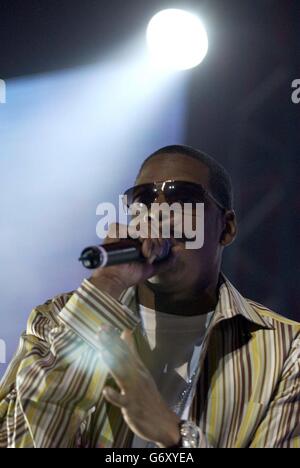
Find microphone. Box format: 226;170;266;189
79;239;172;269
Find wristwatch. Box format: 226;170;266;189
169;420;201;448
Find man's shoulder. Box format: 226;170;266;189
245;297;300;329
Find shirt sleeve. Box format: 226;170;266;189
0;279;139;448
249;333;300;448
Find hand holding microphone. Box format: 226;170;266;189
79;238;171;269
82;223;181;299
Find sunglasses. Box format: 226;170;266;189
123;180;226;211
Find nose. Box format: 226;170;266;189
144;191;177;238
147;189;168;222
155;190;168;204
142;189;165;222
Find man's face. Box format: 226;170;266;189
135;153;228;293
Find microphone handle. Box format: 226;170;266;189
79;239;145;269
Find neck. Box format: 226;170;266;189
138;274;221;317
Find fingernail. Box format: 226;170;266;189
103;387;112;397
148;253;156;264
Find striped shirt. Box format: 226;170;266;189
0;275;299;448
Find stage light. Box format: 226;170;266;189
0;47;187;377
146;9;208;71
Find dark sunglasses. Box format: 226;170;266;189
123;180;226;211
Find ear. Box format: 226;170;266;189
220;210;237;247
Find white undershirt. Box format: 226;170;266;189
132;305;214;448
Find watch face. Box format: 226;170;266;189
180;421;200;448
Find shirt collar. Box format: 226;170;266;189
214;273;273;330
119;273;273;331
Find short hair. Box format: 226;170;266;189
139;145;234;210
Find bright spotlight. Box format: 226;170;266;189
147;9;208;71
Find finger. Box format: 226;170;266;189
97;330;134;387
121;329;137;355
98;345;128;392
103;387;128;408
148;238;167;264
139;237;160;263
105;223;128;243
148;244;181;276
141;238;152;259
98;329;131;365
171;244;183;256
148;242;160;264
139;217;151;239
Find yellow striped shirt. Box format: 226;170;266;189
0;276;299;448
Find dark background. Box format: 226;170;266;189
0;0;299;320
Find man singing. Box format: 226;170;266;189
0;145;299;448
